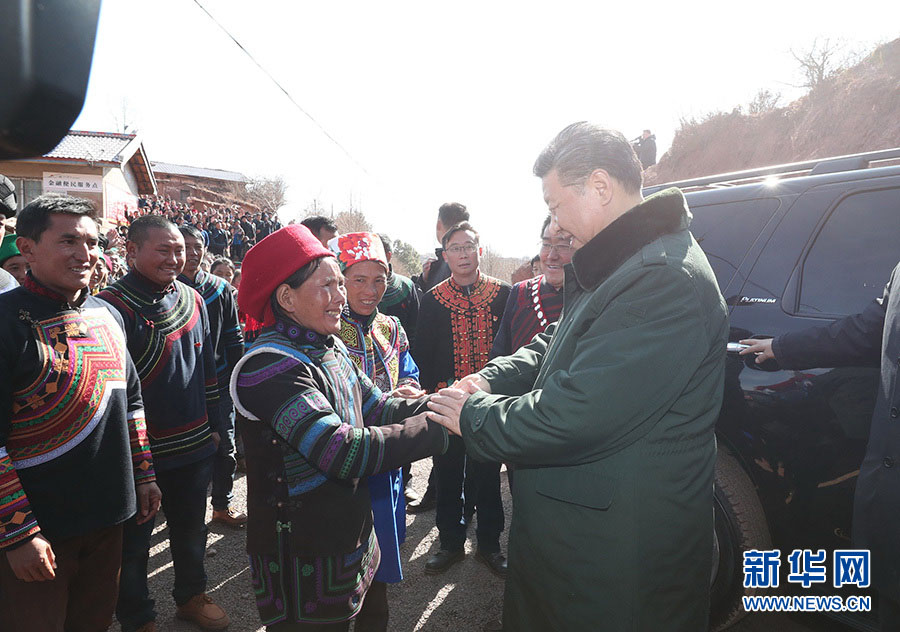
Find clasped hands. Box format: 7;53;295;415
426;373;490;436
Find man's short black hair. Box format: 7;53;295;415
16;194;99;242
441;221;479;248
128;214;179;246
179;225;205;245
540;214;552;238
438;202;469;227
378;233;392;255
0;175;17;217
301;215;338;234
531;254;541;265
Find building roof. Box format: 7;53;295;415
40;130;157;196
46;130;139;165
151;161;250;183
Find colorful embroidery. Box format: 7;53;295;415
99;281;199;385
339;312;405;393
432;275;503;379
0;447;40;548
9;309;128;467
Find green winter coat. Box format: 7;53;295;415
460;188;728;631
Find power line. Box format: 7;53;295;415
190;0;369;176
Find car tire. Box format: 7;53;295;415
709;446;772;631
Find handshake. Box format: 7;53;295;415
425;374;491;436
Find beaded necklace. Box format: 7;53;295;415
531;275;547;328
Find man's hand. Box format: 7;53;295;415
211;432;221;449
6;534;56;582
455;373;491;394
739;338;776;364
105;227;124;249
426;387;472;436
389;385;426;399
136;482;162;525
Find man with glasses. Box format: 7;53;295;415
492;216;572;358
413;222;510;578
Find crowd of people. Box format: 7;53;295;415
1;120;898;632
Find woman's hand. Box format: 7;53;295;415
389;385;426;399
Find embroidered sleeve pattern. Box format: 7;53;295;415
128;409;155;484
270;388;386;479
0;447;40;549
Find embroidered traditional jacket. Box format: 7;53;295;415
231;320;447;625
99;271;220;471
338;309;419;584
491;275;564;358
178;270;244;399
0;275;155;550
414;273;511;391
339;310;419;393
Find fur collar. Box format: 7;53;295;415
571;187;690;291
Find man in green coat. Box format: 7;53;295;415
428;122;728;631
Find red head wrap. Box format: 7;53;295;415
238;225;334;326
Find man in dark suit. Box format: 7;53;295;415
742;263;900;631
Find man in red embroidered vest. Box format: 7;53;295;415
413;222;510;577
491;216;571;359
0;195;160;632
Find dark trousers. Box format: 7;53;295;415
434;435;504;553
265;581;388;632
211;396;237;511
0;524;123;632
116;456;213;632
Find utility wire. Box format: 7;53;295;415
190;0;370;176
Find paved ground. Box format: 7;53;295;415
115;461;857;632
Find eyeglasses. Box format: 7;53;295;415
539;239;574;256
446;243;478;255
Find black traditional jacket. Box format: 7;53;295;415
231;319;447;623
0;275;155;550
413;273;510;391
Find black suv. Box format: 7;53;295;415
645;148;900;631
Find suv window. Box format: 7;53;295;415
689;198;780;290
798;188;900;316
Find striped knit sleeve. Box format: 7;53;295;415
236;353;447;479
0;447;40;549
125;352;155;484
0;323;40;549
198;297;223;433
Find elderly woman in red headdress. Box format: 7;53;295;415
232;225;448;631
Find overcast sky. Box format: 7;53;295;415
72;1;899;257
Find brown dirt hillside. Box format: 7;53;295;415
645;38;900;185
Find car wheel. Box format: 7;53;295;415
709;446;772;631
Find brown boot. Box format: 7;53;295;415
135;623;157;632
212;507;247;527
176;593;230;630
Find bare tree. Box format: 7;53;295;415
334;209;372;234
245;176;288;214
747;89;782;115
111;98;137;133
479;245;526;283
790;38;846;89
